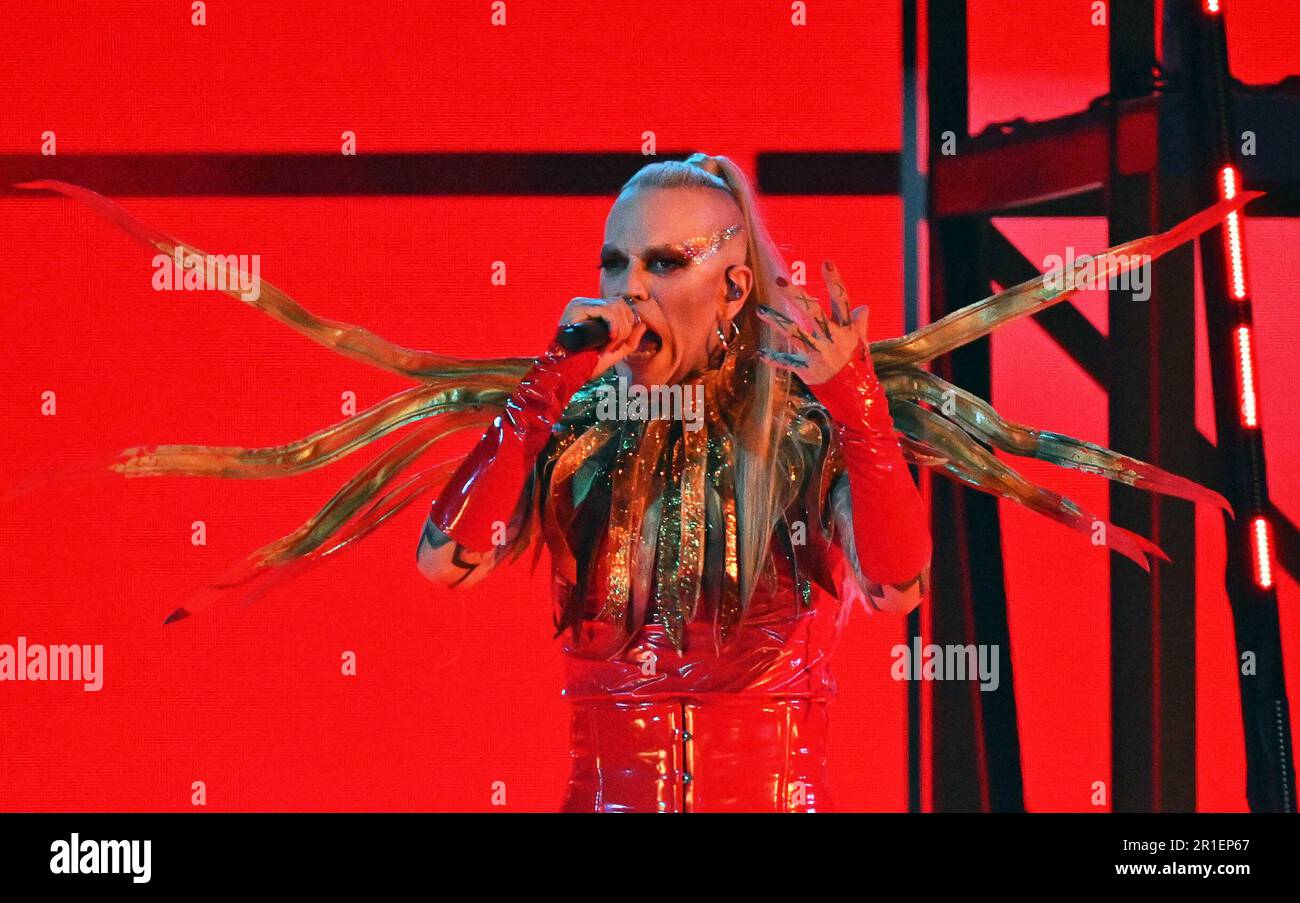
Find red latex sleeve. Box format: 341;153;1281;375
809;354;932;587
429;343;598;551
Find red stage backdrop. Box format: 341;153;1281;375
0;0;1296;812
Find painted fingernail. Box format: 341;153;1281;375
775;276;789;287
767;350;807;367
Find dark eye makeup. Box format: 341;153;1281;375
596;251;686;272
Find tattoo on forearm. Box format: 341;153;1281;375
419;516;492;587
864;579;888;612
888;572;922;592
448;544;485;587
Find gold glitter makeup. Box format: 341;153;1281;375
675;223;742;265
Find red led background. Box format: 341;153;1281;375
0;0;1295;812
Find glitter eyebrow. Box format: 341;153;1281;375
673;223;743;264
600;223;743;267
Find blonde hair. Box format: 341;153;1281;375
617;152;794;605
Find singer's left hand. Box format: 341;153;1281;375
754;260;870;385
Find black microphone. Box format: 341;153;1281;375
555;318;611;352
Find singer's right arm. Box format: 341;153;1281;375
416;296;643;590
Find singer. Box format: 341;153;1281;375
27;154;1246;813
420;153;931;812
411;154;1235;812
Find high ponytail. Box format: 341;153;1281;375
683;152;725;178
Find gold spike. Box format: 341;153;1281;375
677;422;708;620
654;437;686;650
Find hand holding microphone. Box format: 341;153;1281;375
430;295;648;551
555;295;647;377
556;318;610;352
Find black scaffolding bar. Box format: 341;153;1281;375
921;0;1297;811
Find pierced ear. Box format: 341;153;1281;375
723;264;753;319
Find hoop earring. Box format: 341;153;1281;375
714;319;739;353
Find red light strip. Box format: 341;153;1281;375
1251;516;1274;590
1236;326;1259;429
1220;166;1248;300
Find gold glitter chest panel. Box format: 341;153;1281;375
536;365;843;657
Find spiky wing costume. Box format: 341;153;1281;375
20;181;1253;812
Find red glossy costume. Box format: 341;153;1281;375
557;553;841;812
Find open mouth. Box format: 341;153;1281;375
626;328;663;362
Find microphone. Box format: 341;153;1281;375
555;318;611;352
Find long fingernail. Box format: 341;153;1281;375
757;304;792;325
766;350;807;367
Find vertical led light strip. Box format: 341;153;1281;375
1221;165;1248;299
1235;326;1258;429
1251;517;1274;590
